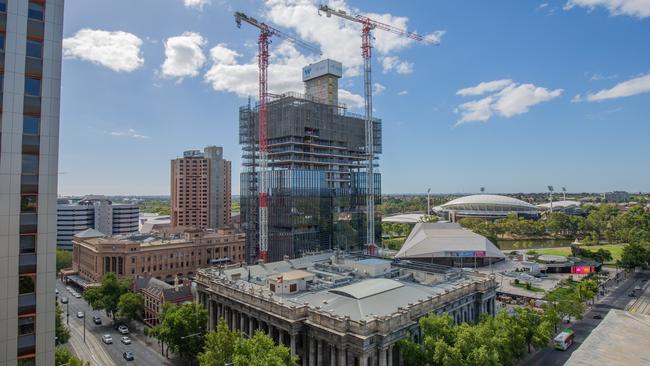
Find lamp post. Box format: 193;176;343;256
83;310;86;343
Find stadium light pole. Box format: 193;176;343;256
427;188;431;215
562;187;567;201
547;185;554;212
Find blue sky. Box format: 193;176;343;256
59;0;650;196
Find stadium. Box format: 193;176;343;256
433;194;540;221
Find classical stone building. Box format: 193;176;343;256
195;253;497;366
133;276;192;327
67;227;245;286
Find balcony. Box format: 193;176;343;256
19;254;37;274
18;293;36;315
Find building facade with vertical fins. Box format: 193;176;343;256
171;146;232;230
0;1;64;365
240;59;382;263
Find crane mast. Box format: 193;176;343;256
319;5;437;255
235;12;320;263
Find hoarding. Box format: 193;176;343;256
303;59;343;81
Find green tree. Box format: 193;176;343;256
541;304;561;333
83;272;131;319
55;302;70;345
150;303;208;363
233;330;299;366
621;241;650;269
116;292;144;323
513;307;552;353
56;250;72;272
198;320;238;366
55;347;90;366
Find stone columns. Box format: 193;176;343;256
249;317;255;337
240;313;246;333
279;329;285;345
387;345;394;366
290;334;297;355
309;337;316;366
208;300;215;330
268;323;274;340
337;348;346;366
317;339;323;366
231;309;238;330
359;353;368;366
379;347;387;366
330;346;336;366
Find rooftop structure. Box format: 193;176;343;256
434;194;539;222
196;252;497;365
381;213;428;223
240;60;382;263
395;222;505;267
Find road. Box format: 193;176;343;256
57;281;175;366
525;270;650;366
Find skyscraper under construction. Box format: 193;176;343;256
240;59;382;263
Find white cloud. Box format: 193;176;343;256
564;0;650;18
576;73;650;102
538;2;550;10
109;129;149;139
381;56;413;74
456;81;562;124
63;29;144;72
338;89;365;108
590;73;618;81
161;32;207;79
183;0;211;10
456;79;514;96
398;90;408;96
373;83;386;95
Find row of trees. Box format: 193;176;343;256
83;273;144;323
620;241;650;269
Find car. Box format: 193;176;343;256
92;316;102;325
102;334;113;344
123;352;134;361
65;286;72;292
629;292;636;297
60;297;68;304
121;336;131;345
593;314;603;319
73;293;82;299
76;311;84;318
55;289;59;295
118;325;129;334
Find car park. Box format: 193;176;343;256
102;334;113;344
118;325;129;334
92;316;102;325
121;336;131;345
123;352;134;361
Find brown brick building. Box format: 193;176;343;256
134;277;192;326
171;146;232;229
70;227;245;285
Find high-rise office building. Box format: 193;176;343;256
0;1;64;365
57;195;140;250
240;59;382;263
171;146;232;229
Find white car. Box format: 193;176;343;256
121;336;131;345
118;325;129;334
102;334;113;344
73;293;82;299
77;311;84;318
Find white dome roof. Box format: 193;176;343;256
441;194;537;209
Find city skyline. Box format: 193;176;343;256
59;0;650;196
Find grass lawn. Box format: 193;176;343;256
510;281;545;293
525;244;626;265
383;236;406;250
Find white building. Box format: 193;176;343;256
57;195;139;250
0;1;64;365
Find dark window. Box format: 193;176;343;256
0;1;5;13
18;316;36;335
28;3;44;21
26;40;42;59
19;276;35;294
289;284;297;292
18;358;36;366
23;116;40;135
20;195;38;213
20;235;36;254
0;33;5;51
25;78;41;97
21;155;39;175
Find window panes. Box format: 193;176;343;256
18;316;36;335
20;195;38;213
21;154;39;175
18;358;36;366
19;276;35;295
28;3;44;21
26;40;42;59
0;1;6;13
25;78;41;97
23;116;40;135
0;33;5;51
20;235;36;254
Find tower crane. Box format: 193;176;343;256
234;12;320;263
318;5;439;255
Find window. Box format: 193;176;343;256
26;40;42;59
20;195;38;213
25;78;41;97
18;358;35;366
0;1;5;13
21;155;39;175
28;3;44;21
20;235;36;254
23;116;40;135
0;33;5;52
18;316;36;336
19;276;35;294
289;284;297;293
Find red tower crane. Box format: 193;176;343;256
235;12;320;263
318;5;439;255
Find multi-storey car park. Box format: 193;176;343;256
196;252;497;366
240;59;382;263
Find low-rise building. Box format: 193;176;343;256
68;227;245;287
195;253;497;366
134;276;193;326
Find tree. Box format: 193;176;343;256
116;292;144;323
150;303;208;363
55;302;70;345
55;347;90;366
233;330;299;366
513;307;550;353
541;304;561;333
621;241;650;269
198;320;238;366
83;272;131;319
56;249;72;272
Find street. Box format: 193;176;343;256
525;270;650;366
56;281;175;366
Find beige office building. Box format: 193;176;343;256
171;146;231;229
0;1;64;365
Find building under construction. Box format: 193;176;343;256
240;59;382;263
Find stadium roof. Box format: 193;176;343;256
382;213;426;223
440;194;537;209
565;309;650;366
395;222;505;259
537;200;581;209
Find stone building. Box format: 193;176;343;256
133;276;192;327
195;253;497;366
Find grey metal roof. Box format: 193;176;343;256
329;278;403;300
73;228;106;238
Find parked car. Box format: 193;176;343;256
118;325;129;334
60;297;68;304
102;334;113;344
121;336;131;345
593;314;603;319
92;316;102;325
76;311;84;318
123;352;134;361
629;292;636;297
55;289;59;295
73;293;82;299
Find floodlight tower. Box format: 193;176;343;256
547;185;554;212
235;12;321;262
318;5;439;255
427;188;431;215
562;187;567;201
